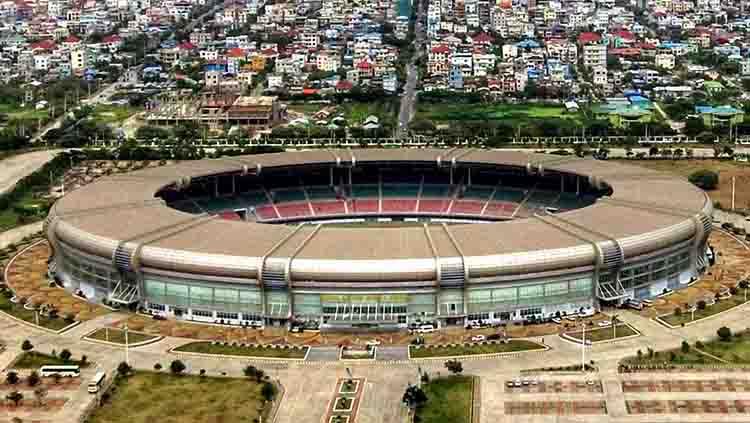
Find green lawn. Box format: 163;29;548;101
174;341;308;359
565;324;638;343
91;105;139;125
86;328;158;345
415;376;473;423
0;191;51;232
416;103;583;125
0;294;72;331
13;351;90;369
0;103;50;122
342;100;399;126
87;371;273;423
698;329;750;363
661;296;748;326
410;340;544;359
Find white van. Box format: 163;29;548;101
417;324;436;333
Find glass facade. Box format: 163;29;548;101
466;277;593;313
56;242;699;326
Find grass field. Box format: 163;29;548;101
698;329;750;363
416;103;583;125
13;351;89;369
0;103;50;122
87;328;159;345
415;376;473;423
174;341;308;359
87;371;272;423
661;296;748;327
342;100;399;126
0;294;71;331
0;191;51;232
91;105;139;125
621;329;750;366
617;159;750;211
565;324;638;343
409;340;544;358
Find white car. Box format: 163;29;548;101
365;339;381;346
471;335;486;342
597;320;612;327
565;315;578;321
552;318;562;324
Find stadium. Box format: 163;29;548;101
44;149;713;330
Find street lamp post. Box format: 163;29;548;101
124;324;129;366
581;321;586;372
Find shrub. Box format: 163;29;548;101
5;371;19;385
718;326;732;341
261;382;276;401
695;341;704;349
674;307;682;316
697;300;707;310
116;361;132;377
681;341;690;353
688;169;719;190
26;371;40;387
20;340;33;352
647;348;654;359
669;352;677;361
153;363;162;371
444;359;463;374
169;360;186;375
59;349;72;361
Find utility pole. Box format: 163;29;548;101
733;176;736;211
581;321;586;372
124;324;129;366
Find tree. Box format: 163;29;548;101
153;363;162;372
169;360;186;375
444;359;463;374
718;326;732;341
688;170;719;190
199;369;206;379
59;349;72;362
117;361;132;377
21;340;33;352
402;385;428;409
26;371;40;387
5;371;19;385
33;386;47;406
243;365;265;382
6;390;23;407
674;307;682;316
649;146;659;157
681;340;690;353
261;382;276;401
697;300;707;310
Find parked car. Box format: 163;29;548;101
625;299;643;310
417;324;436;334
597;320;612;327
578;308;596;318
552;317;562;324
641;299;654;307
470;335;486;342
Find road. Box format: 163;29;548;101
397;0;426;138
0;149;62;195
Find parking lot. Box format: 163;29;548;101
623;379;750;393
505;379;603;393
627;400;750;414
505;400;608;415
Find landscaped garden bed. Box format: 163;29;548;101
409;340;544;359
85;328;160;345
659;293;748;327
563;323;639;343
414;375;474;423
12;351;90;369
86;371;276;423
173;341;308;359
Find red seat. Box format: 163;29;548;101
382;199;417;213
418;199;449;213
218;211;241;221
276;202;311;218
351;199;378;213
311;200;346;216
451;200;484;215
255;205;279;220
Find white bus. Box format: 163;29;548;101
88;371;106;393
40;365;80;378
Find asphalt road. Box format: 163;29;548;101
397;1;426;138
0;149;61;195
